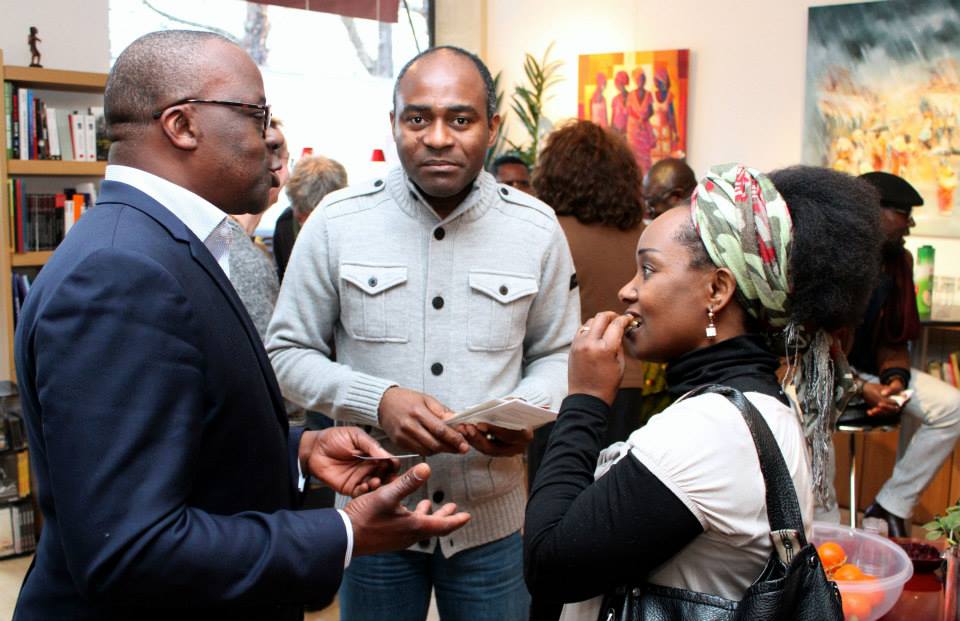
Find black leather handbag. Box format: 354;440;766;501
597;385;844;621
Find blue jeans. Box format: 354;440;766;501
339;532;529;621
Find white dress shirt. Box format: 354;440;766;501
104;165;354;567
105;165;233;277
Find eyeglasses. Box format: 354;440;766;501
152;98;272;137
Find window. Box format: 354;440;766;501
109;0;432;230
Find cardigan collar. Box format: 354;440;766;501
386;165;498;225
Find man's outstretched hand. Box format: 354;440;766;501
343;462;470;556
299;427;399;497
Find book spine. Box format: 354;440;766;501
10;88;19;159
85;113;96;162
56;110;73;161
17;88;27;160
27;90;35;160
3;82;11;159
6;180;13;253
11;505;21;555
70;113;84;161
46;107;60;159
36;98;47;159
15;452;28;498
14;179;23;254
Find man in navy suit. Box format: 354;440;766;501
12;30;469;620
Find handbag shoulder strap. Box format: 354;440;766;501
684;384;807;543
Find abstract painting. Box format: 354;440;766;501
804;0;960;237
578;49;689;174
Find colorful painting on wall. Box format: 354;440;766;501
804;0;960;237
577;49;689;173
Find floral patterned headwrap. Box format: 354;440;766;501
690;163;793;330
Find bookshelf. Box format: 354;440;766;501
0;50;108;381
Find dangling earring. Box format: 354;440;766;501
705;306;717;339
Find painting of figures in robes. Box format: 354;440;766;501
578;49;689;174
804;0;960;237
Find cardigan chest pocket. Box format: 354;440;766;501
467;271;539;351
340;263;409;343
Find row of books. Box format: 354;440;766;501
3;83;107;161
6;179;94;253
0;411;27;454
0;451;30;502
11;272;30;331
0;500;36;558
928;353;960;388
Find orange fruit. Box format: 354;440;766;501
833;563;866;581
841;591;873;621
860;575;884;606
818;541;848;573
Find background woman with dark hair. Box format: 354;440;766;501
524;165;881;621
533;120;669;453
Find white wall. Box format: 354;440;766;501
446;0;956;276
0;0;110;71
476;0;854;173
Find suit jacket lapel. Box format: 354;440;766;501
96;181;289;429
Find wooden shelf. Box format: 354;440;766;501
10;252;52;267
6;160;106;176
0;51;109;382
3;65;106;92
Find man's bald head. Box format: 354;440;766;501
643;158;696;220
104;30;235;140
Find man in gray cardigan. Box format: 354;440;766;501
267;46;579;621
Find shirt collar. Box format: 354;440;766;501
105;164;228;244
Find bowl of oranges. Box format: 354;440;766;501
812;522;913;621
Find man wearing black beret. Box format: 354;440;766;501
847;171;960;536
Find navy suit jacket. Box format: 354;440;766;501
13;181;347;620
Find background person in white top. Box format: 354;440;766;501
523;165;882;621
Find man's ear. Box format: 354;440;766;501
708;267;738;312
487;113;502;148
158;105;199;151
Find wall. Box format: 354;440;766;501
0;0;111;71
471;0;853;174
435;0;957;275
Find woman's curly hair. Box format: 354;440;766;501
533;120;644;230
770;166;882;332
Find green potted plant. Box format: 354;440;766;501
925;502;960;619
506;42;563;168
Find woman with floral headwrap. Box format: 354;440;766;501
523;165;881;621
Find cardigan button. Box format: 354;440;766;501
432;296;444;310
431;363;444;376
434;227;446;240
